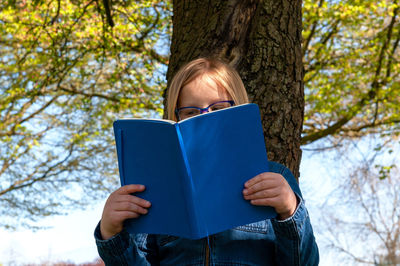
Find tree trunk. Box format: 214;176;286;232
166;0;304;179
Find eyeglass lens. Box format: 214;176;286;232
178;101;233;119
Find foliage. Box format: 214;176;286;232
302;1;400;263
0;0;171;228
1;0;400;229
302;0;400;145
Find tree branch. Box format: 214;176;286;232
0;144;74;197
302;0;325;57
304;18;341;74
48;0;61;25
302;8;399;145
58;85;121;102
102;0;114;27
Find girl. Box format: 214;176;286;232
95;58;319;265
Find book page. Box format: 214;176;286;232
113;120;191;237
178;104;275;238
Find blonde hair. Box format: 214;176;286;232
166;58;249;121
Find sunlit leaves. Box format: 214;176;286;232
0;0;171;228
302;0;400;144
3;0;399;229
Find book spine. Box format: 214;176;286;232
116;129;126;186
175;124;201;238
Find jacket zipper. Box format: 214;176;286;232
205;236;210;265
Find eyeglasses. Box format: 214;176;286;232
175;100;235;120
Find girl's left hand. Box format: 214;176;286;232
243;172;298;220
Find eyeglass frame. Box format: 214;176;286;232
175;100;235;121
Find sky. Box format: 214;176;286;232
0;202;105;265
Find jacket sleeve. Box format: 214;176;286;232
94;222;158;265
271;196;319;266
268;162;319;266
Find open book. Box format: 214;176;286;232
113;103;277;239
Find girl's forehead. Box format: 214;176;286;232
191;74;225;90
182;75;226;96
178;74;231;106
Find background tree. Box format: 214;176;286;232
302;0;400;146
0;0;171;228
302;1;400;263
318;141;400;264
1;0;399;237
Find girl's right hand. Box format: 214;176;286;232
100;184;151;240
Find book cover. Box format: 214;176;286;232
113;103;277;239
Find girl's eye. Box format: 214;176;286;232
181;108;199;117
211;103;230;111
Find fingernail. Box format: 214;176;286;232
243;189;248;194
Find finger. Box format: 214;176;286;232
116;195;151;208
245;172;279;188
114;202;149;215
116;210;142;220
244;173;266;188
249;197;279;207
118;184;146;195
243;179;278;195
243;187;280;200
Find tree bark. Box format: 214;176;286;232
166;0;304;179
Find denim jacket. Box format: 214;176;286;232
95;161;319;265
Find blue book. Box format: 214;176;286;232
113;103;277;239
